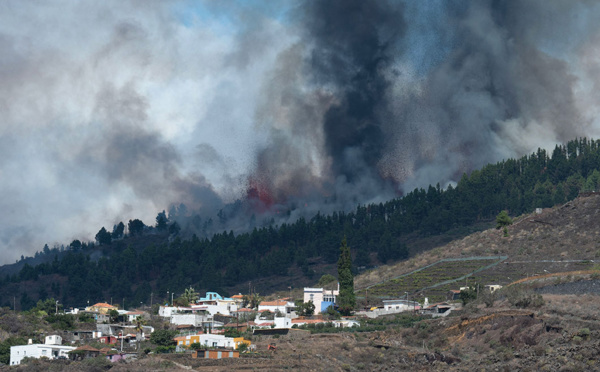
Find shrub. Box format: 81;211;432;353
155;345;176;354
578;328;591;339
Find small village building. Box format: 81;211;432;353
170;312;213;328
10;335;75;365
485;284;503;292
193;292;239;316
258;300;294;314
231;294;244;305
85;302;118;314
274;316;292;328
382;299;420;312
192;349;239;359
303;286;339;314
125;311;145;322
174;333;250;350
98;335;118;345
421;302;453;317
448;290;461;301
69;345;100;360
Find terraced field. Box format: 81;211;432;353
359;258;597;304
364;257;505;301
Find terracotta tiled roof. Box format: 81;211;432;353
176;324;195;329
292;319;326;324
92;303;116;308
75;345;100;352
231;295;244;299
259;300;288;307
99;347;113;354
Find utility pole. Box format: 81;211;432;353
150;292;153;308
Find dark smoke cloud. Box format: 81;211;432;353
1;0;599;263
251;0;599;207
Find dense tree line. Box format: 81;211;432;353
3;138;600;310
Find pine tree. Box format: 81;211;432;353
337;237;355;315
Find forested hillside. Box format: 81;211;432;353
2;138;600;310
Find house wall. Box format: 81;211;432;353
170;313;210;327
303;288;324;313
199;334;235;348
274;317;291;329
258;304;285;313
10;345;75;365
304;288;338;314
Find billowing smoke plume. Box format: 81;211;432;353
1;0;599;263
247;0;599;213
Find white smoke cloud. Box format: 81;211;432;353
0;1;293;263
1;0;600;264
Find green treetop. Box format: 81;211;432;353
337;237;355;315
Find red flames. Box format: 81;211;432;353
245;176;275;214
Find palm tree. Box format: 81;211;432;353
182;286;198;305
134;315;145;350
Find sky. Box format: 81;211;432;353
1;0;600;264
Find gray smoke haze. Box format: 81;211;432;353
1;0;600;263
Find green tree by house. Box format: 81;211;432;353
295;300;315;316
181;286;198;305
108;309;120;323
134;316;146;350
337;237;355;315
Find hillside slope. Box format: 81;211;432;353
356;194;600;301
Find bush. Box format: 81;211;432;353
81;355;112;369
155;345;176;354
578;328;591;339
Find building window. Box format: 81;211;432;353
309;294;314;301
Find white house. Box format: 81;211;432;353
303;286;339;314
175;334;236;349
10;335;75;365
170;312;213;328
382;299;420;312
193;292;238;316
485;284;503;292
274;316;292;329
257;300;294;314
125;311;145;322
